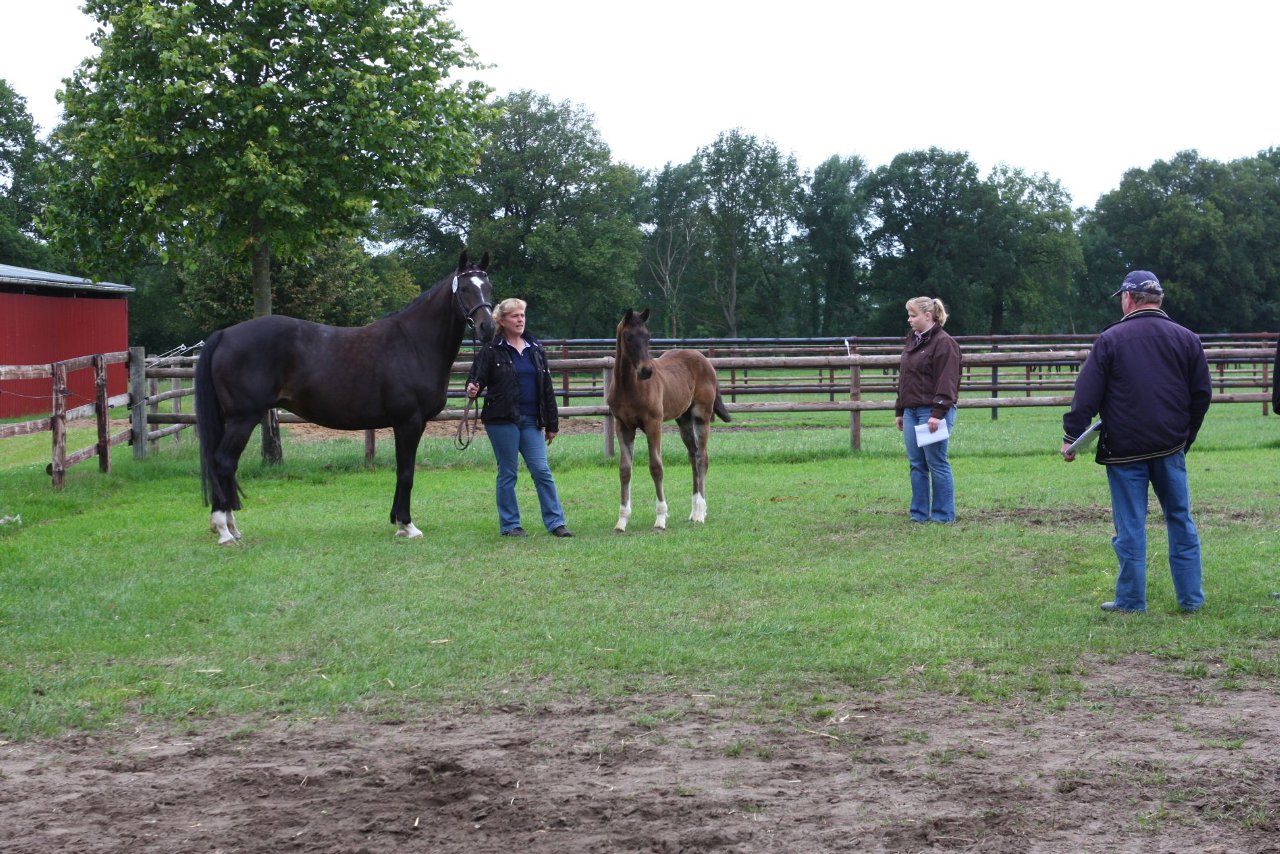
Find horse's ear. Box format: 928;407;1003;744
478;251;489;270
457;250;469;271
639;308;651;323
621;308;633;321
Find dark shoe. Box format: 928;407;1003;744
551;526;573;538
502;527;527;537
1100;601;1142;613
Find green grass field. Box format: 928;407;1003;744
2;405;1277;740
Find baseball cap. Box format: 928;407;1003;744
1111;270;1163;298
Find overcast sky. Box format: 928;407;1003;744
4;0;1278;208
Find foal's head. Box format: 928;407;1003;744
617;308;655;379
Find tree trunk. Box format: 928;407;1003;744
252;232;282;464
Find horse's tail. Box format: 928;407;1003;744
195;330;225;507
713;390;732;423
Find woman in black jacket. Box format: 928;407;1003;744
466;298;572;537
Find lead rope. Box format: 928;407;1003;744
454;393;478;451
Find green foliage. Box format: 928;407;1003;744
389;90;644;336
1078;149;1280;334
692;129;803;337
179;238;418;332
44;0;492;311
797;154;871;337
0;78;58;268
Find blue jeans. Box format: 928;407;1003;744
902;406;957;523
487;415;567;533
1105;451;1204;612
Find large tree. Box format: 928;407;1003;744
863;148;993;335
391;90;643;337
797;154;871;337
638;161;708;337
1079;149;1280;333
45;0;491;317
692;129;801;337
0;79;54;268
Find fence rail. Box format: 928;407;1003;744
3;336;1275;486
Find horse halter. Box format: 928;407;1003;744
452;272;494;337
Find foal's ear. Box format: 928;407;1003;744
621;308;634;321
639;308;651;323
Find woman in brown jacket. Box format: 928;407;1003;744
894;296;962;523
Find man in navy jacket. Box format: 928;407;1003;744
1061;270;1212;614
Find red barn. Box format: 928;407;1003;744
0;264;135;419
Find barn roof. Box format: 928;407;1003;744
0;263;135;295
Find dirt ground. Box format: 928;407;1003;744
2;654;1277;853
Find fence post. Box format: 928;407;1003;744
561;342;570;407
364;429;376;464
602;365;615;457
50;361;68;489
94;354;111;473
130;347;147;460
990;343;999;420
849;345;862;452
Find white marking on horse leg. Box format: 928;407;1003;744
227;510;242;540
395;521;424;539
614;500;631;533
690;493;707;523
654;499;668;530
210;511;237;545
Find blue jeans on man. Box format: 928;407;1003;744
901;406;957;523
487;415;567;534
1105;450;1204;612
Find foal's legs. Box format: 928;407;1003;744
209;414;258;545
644;420;668;530
677;410;711;523
614;423;636;532
390;419;426;538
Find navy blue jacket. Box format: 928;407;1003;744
467;333;559;432
1063;308;1211;464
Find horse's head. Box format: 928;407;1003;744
452;250;496;341
617;308;655;379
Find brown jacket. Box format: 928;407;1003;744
894;325;962;419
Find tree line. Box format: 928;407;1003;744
2;1;1277;351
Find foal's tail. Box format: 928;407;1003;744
713;390;732;423
195;330;225;507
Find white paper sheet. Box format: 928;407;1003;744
914;419;950;446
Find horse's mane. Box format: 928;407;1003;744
381;264;484;320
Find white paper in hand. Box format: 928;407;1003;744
914;420;950;447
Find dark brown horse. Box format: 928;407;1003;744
195;251;496;544
606;308;730;532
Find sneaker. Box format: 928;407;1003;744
1100;601;1142;613
551;526;573;538
501;527;528;537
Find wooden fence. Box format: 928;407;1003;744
2;337;1275;487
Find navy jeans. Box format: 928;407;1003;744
1105;451;1204;612
486;415;567;534
902;406;957;523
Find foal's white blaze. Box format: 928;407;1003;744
690;493;707;523
395;521;424;539
654;499;668;530
614;500;631;533
210;510;238;545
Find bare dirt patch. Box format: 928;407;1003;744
3;655;1276;853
